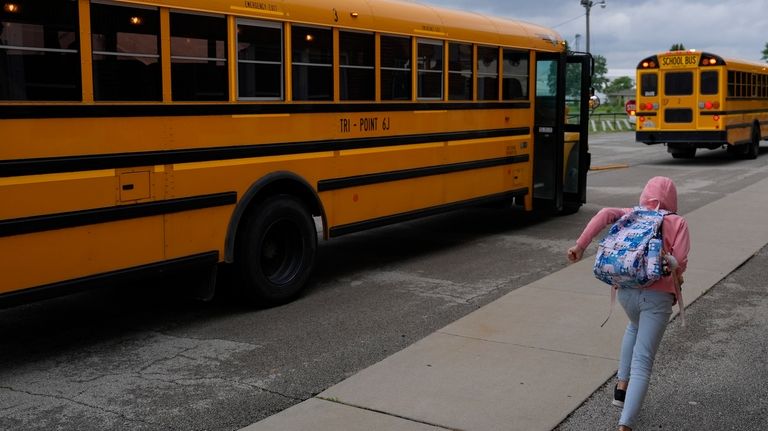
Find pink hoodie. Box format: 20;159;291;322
576;176;691;296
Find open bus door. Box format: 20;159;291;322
563;52;592;213
532;51;591;213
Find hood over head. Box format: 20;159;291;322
639;176;677;212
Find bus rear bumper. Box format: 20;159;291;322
636;131;728;149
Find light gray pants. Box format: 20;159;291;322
616;288;674;428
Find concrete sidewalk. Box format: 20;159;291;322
242;177;768;431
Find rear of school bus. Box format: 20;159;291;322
636;50;767;159
635;51;727;158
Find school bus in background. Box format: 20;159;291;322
0;0;591;307
636;50;768;159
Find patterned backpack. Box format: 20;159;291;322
593;206;669;289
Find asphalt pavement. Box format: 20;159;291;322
242;168;768;430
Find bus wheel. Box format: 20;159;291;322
237;195;317;304
559;201;582;215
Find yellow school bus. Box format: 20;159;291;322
636;50;768;159
0;0;591;306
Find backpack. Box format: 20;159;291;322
593;206;669;289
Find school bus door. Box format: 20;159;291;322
532;52;591;213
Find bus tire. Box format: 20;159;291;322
559;201;582;215
236;195;317;305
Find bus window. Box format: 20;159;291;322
292;25;332;101
170;12;228;101
380;35;411;100
237;19;282;100
664;71;693;96
533;57;558;201
730;71;748;97
417;38;443;100
564;61;582;126
640;73;657;97
700;71;718;95
738;72;747;97
477;46;498;100
727;71;735;97
448;42;472;100
502;49;528;100
0;0;80;100
91;2;161;101
751;73;758;98
340;31;374;101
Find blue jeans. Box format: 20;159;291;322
616;288;674;429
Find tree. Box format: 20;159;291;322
670;43;686;51
604;76;635;106
604;76;634;94
591;55;609;93
541;47;606;95
762;42;768;62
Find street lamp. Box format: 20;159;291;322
580;0;606;54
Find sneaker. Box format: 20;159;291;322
612;384;626;408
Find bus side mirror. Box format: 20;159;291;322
589;95;600;110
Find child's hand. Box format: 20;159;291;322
567;245;584;263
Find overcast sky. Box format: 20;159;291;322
417;0;768;80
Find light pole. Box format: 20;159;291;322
580;0;606;54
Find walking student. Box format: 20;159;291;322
566;176;691;431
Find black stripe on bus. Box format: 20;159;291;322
724;98;768;102
317;155;529;192
0;192;237;238
0;102;531;120
1;128;530;178
329;188;528;237
706;108;768;116
635;112;657;117
0;252;219;309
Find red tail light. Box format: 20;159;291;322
704;101;713;109
713;101;720;109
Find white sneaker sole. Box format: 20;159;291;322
612;399;624;408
